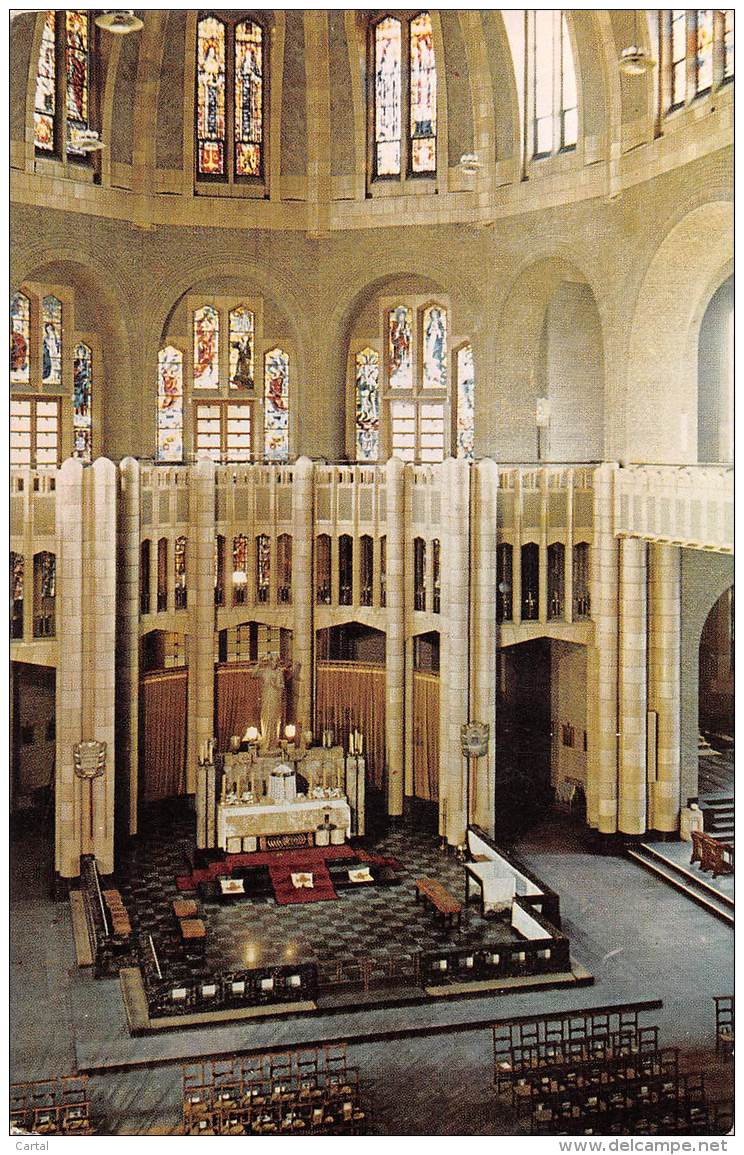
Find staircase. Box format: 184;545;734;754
626;843;734;927
699;796;735;844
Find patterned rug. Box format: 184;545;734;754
269;860;338;904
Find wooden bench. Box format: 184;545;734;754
173;898;199;921
180;918;207;956
415;877;462;931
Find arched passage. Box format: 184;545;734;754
626;201;733;464
140;629;188;805
698;276;734;464
486;256;605;462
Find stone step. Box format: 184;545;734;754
626;846;734;927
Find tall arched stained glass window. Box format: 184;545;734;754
528;10;577;158
662;10;733;113
197;16;226;176
41;295;62;386
65;10;90;154
229;306;254;389
410;12;437;174
355;348;380;462
10;293;30;385
72;342;92;461
34;11;56;151
388;305;413;389
264;348;289;461
193;304;219;388
422;304;447;391
374;17;402;176
157;346;184;462
235;20;263;177
695;9;714;94
456;344;475;461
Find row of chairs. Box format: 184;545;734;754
182;1045;368;1135
691;830;734;878
493;1004;655;1076
531;1071;710;1135
10;1076;94;1136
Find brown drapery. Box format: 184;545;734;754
214;662;263;751
413;670;439;801
140;669;187;801
315;662;385;789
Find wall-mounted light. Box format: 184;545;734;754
619;12;656;76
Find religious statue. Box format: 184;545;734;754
246;655;300;753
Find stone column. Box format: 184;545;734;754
385;457;405;817
439;458;471;845
87;459;118;874
187;458;216;795
618;537;648;835
55;459;85;880
586;463;619;833
471;459;498;835
117;457;140;838
292;457;314;735
648;543;681;832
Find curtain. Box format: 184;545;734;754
413;670;439;801
140;669;187;801
315;662;386;789
214;662;263;751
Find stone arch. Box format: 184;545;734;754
486;253;606;462
625;200;733;464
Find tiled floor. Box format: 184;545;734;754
115;802;512;986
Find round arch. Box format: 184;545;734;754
625;200;733;464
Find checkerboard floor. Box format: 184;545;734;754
115;800;513;987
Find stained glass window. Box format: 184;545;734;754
256;534;270;603
670;11;687;107
174;536;187;609
193;304;219;388
529;11;577;157
391;400;416;462
195;403;221;460
375;17;402;176
422;305;447;391
232;534;249;606
72;341;92;461
723;10;734;80
456;344;475;461
226;403;251;460
264;347;289;461
41;295;62;385
65;10;89;154
197;16;226;176
157;346;184;462
34;11;56;151
229;306;254;389
235;21;263;177
388;305;412;389
355;348;380;462
10;293;30;385
695;10;714;93
11;552;24;640
410;12;437;174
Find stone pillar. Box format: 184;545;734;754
187;458;216;795
385;457;405;817
292;457;314;735
439;458;471;845
648;543;681;832
586;463;619;833
618;537;648;835
117;457;140;838
471;459;498;835
55;459;85;880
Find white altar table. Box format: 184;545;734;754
217;796;352;852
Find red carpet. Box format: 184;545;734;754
175;844;355;891
269;860;338;905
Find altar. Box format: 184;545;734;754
217;796;352;853
196;742;365;851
